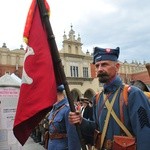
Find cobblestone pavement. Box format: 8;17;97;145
22;137;45;150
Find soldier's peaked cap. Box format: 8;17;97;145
93;47;120;64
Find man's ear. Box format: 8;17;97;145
115;62;120;71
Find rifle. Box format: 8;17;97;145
146;63;150;77
37;0;87;150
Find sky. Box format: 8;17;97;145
0;0;149;63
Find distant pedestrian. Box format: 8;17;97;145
80;97;93;121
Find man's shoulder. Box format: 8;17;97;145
125;84;150;105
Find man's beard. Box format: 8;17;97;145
97;73;109;83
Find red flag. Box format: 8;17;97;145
13;0;57;145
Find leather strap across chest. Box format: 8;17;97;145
100;88;120;149
49;104;66;132
100;87;133;149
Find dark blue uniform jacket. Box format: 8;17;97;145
81;76;150;150
48;98;81;150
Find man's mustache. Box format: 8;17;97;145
97;73;108;77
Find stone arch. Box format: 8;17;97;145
83;88;95;101
70;88;82;102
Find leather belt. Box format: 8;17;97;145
49;133;67;140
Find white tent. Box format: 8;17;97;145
0;73;21;87
11;73;21;84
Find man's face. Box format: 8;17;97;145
95;60;120;84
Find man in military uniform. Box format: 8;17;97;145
69;47;150;150
47;85;81;150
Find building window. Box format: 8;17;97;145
70;66;78;77
83;67;89;78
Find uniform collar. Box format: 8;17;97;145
53;98;68;110
103;75;122;94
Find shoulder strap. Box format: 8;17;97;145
119;84;133;137
100;88;120;148
122;84;129;105
144;91;150;99
123;84;150;104
94;91;102;127
49;104;66;123
49;104;66;132
95;92;101;104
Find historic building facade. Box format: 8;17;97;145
0;26;149;101
59;26;99;101
0;43;25;78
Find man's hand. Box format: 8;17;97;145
69;111;82;124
